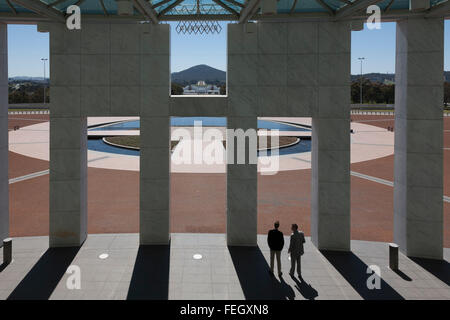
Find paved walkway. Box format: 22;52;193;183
0;233;448;300
8;169;49;184
6;114;450;246
8;117;395;172
10;167;449;204
349;171;450;204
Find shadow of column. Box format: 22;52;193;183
320;250;404;300
0;263;8;272
7;247;80;300
392;269;412;282
410;257;449;286
126;245;170;300
228;246;295;300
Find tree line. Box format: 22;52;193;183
9;80;450;106
351;79;394;104
352;79;450;106
9;83;49;104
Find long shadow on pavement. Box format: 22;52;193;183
392;269;412;281
8;246;80;300
0;262;9;272
228;246;295;300
410;257;450;286
290;276;318;300
321;250;404;300
127;245;170;300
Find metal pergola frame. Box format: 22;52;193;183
2;0;450;24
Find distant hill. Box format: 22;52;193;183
171;65;226;85
9;69;450;85
352;71;450;83
351;73;395;83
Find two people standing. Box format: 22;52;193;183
267;221;305;278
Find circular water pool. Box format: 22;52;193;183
88;118;311;156
91;117;310;131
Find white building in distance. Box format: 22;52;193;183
183;81;221;95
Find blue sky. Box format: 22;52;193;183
7;20;450;77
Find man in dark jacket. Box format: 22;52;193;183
288;223;305;278
267;221;284;277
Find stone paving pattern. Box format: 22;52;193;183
0;233;448;300
6;115;450;246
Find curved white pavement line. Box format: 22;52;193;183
9;117;395;173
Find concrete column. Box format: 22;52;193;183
0;23;8;243
226;117;258;246
139;24;171;245
311;22;351;251
47;25;87;247
80;23;111;116
49;116;87;247
394;18;444;259
140;115;170;245
227;24;258;246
